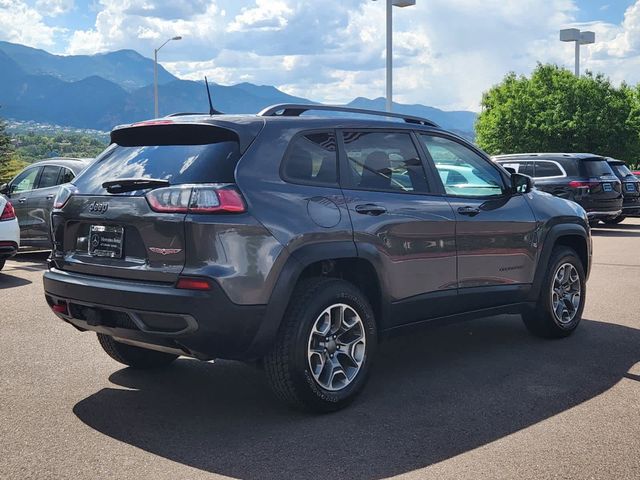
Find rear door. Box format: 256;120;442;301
419;134;538;307
338;129;457;327
30;165;61;245
52;124;243;283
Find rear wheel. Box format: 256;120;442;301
0;260;5;271
603;215;625;225
264;277;377;413
523;246;586;338
97;333;178;369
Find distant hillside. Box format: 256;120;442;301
0;41;477;135
0;41;176;90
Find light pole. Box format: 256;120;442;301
374;0;416;112
154;36;182;117
560;28;595;77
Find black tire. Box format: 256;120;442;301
97;333;178;369
603;215;626;225
264;277;377;413
588;219;600;228
0;259;5;271
523;246;586;338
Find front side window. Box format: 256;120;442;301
282;132;337;185
38;166;62;189
420;135;504;197
341;131;429;193
11;168;40;194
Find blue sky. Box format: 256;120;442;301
1;1;640;111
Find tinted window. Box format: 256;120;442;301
58;167;75;184
420;135;504;197
282;132;337;185
73;141;240;195
534;161;563;178
582;159;614;178
11;167;40;194
610;163;633;178
500;161;534;176
38;166;61;188
342;131;429;193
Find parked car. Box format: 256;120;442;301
604;158;640;223
44;105;591;412
0;158;91;248
0;195;20;271
494;153;623;226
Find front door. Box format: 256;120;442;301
7;166;41;241
419;134;538;308
29;165;61;246
338;130;457;327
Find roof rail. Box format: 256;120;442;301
257;103;439;127
166;112;209;117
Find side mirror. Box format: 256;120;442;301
0;183;8;195
511;173;533;194
503;166;517;175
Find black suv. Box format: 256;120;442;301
44;105;592;412
604;158;640;224
494;153;623;226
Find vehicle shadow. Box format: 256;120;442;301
0;273;31;288
73;316;640;480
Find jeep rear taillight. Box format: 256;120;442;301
568;180;600;190
0;201;16;221
145;184;246;214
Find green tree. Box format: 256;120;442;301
476;64;640;163
0;119;27;184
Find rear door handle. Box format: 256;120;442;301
18;197;27;204
457;206;480;217
355;204;387;216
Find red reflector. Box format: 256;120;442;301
176;278;211;291
0;201;16;221
51;303;68;314
568;181;599;189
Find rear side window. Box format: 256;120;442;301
58;167;75;184
582;159;614;178
534;161;564;178
282;132;337;185
73;128;241;195
38;166;62;189
341;131;430;193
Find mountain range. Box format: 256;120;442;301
0;41;476;136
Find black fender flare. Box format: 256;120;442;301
245;240;381;358
529;223;590;301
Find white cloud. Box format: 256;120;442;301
35;0;74;17
0;0;63;47
227;0;293;32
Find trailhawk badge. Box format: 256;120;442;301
149;247;182;256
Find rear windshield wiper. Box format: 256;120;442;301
102;178;170;194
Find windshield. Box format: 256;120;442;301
610;163;633;178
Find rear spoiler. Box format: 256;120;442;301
111;119;264;154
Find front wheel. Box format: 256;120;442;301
523;246;586;338
264;277;377;413
97;334;178;369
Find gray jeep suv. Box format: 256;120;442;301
44;104;591;412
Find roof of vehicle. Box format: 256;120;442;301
605;157;627;165
28;157;92;172
493;153;605;161
111;104;450;153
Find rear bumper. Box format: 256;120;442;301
0;241;19;260
43;268;266;360
621;196;640;216
586;210;622;220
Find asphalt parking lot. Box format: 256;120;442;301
1;221;639;480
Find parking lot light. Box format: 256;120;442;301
373;0;416;112
154;36;182;117
560;28;595;77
